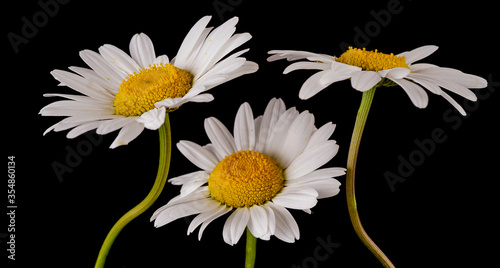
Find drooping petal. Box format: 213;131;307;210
223;208;250;245
109;120;145;148
268;202;300;243
351;71;382;92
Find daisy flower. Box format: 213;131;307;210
268;46;487;115
40;16;258;148
151;98;345;245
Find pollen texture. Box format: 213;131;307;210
336;47;410;72
114;63;193;116
208;150;285;208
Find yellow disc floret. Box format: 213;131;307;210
114;63;193;116
208;150;285;208
336;47;410;72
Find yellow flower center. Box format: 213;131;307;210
208;150;285;208
336;47;410;72
114;63;193;116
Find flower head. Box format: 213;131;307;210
40;16;258;148
151;98;345;245
268;46;487;115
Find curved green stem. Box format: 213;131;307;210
95;113;172;268
346;88;395;267
245;228;257;268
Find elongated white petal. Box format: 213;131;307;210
268;202;299;243
272;187;318;210
255;98;286;152
298;70;331;99
351;71;382;92
204;117;237;157
129;33;156;69
177;141;219;171
109;121;145;148
247;205;268;239
223;208;250;245
398;45;439;64
99;44;141;74
197;205;232;240
234;102;255;151
175;16;213;69
285;141;339;180
390;78;429;109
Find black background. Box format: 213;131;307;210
4;0;499;267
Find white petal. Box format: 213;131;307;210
303;122;336;152
255;98;286;152
79;50;123;87
99;44;141;74
351;71;382;92
198;205;232;240
223;208;250;245
109;121;145;148
440;91;467;116
272;188;318;210
298;70;331;99
234;102;255;151
378;67;411;80
177;141;219;171
129;33;156;68
285;141;339;181
247;206;268;239
283;61;330;74
50;70;115;101
174;16;213;69
204;117;237;157
135;107;166;130
398;45;439;64
390;78;429;109
275;111;315;168
287;178;341;199
188;204;231;240
97;117;136;135
267;203;299;243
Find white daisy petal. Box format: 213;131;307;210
398;45;439;65
247;205;268;239
390;78;429;109
234;102;256;151
351;71;382;92
223;208;250;246
135;107;166;130
285;140;339;181
99;44;141;74
197;205;232;240
174;16;213;69
255;98;286;152
298;70;331;100
268;202;300;243
177;141;219;171
204;117;237;157
129;33;156;68
109;121;145;148
272;187;318;210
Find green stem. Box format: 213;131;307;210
346;88;395;268
245;228;257;268
95;113;172;268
